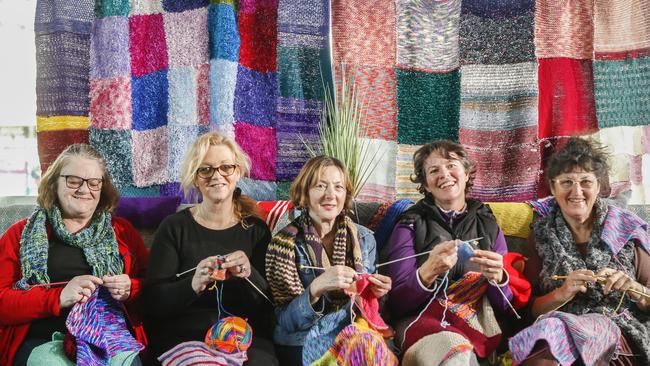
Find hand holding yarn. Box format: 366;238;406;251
59;275;103;308
597;268;645;302
102;274;131;301
470;250;505;283
367;273;392;298
558;269;596;300
419;240;458;287
192;256;221;294
220;250;251;279
309;265;358;303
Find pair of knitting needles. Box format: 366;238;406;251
551;275;650;299
300;237;483;272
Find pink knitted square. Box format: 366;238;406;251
196;62;210;125
235;122;276;180
163;7;209;68
132;126;169;186
129;14;168;77
90;76;132;129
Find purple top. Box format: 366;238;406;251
386;222;514;318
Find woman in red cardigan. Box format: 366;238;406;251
0;144;148;365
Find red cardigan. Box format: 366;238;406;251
0;216;149;365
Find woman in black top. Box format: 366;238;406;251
144;132;278;365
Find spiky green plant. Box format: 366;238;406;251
303;66;383;198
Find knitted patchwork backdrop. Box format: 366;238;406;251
34;0;650;203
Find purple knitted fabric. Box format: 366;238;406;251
66;287;144;365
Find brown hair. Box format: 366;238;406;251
37;144;120;213
546;137;610;186
180;132;260;223
289;155;354;212
410;139;476;197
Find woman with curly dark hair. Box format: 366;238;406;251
510;137;650;365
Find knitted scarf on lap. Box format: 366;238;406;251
532;198;650;363
266;212;363;307
14;206;124;290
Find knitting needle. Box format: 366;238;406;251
551;275;650;298
27;281;69;289
176;267;197;277
298;265;364;275
375;237;483;268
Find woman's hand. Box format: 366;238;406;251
418;240;458;287
102;274;131;301
367;273;392;298
220;250;252;279
470;250;504;283
309;265;357;303
191;256;220;294
596;268;647;304
558;269;596;300
59;275;103;308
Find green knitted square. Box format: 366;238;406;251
95;0;130;17
278;46;329;101
594;57;650;128
396;68;460;145
276;181;292;201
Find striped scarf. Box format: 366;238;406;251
266;212;363;306
14;206;124;289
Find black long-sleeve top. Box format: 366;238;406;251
143;209;273;361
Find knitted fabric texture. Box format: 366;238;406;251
35;0;95;34
266;213;362;306
509;311;620;365
594;0;650;54
402;271;502;358
89;128;134;188
14;207;124;290
344;274;391;335
535;0;594;59
402;331;473;366
234;122;276;181
66;287;144;366
158;341;246;366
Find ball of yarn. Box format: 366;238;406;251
205;316;253;354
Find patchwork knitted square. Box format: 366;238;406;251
168;67;198;125
210;59;238;125
277;46;326;101
132;126;169;186
162;0;208;13
355;138;398;203
334;65;397;141
234;65;277;127
90;76;132;129
37;129;89;173
331;0;396;67
238;178;278;201
90;16;131;78
396;144;421;201
459;6;534;65
396;0;461;72
238;7;277;72
239;0;278;15
460;62;537;131
196;63;210;125
35;0;94;34
160;182;185;201
535;0;594;59
594;57;650;128
594;0;650;54
89;128;134;187
275;101;321;181
129;0;164;15
163;7;209;68
396;68;460;145
208;3;240;62
278;0;328;39
167;124;210;181
234;122;276;180
36;32;91;117
120;185;161;197
276;181;291;201
129;14;168;77
95;0;130;17
538;58;597;139
132;70;169;131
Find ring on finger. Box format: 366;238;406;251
238;264;244;274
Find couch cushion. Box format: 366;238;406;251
486;202;534;239
115;196;181;229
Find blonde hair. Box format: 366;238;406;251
37;144;120;213
180;132;260;223
289;155;353;211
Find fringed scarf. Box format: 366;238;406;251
531;198;650;363
14;206;124;290
266;212;363;307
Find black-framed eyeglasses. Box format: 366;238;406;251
196;164;238;179
60;175;103;191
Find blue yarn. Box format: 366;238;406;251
374;199;414;253
132;70;169;131
456;241;475;264
209;4;240;62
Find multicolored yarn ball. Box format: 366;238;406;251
204;316;253;354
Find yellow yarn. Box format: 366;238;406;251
36;115;90;132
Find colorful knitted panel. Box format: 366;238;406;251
158;341;245;366
66;287;144;366
594;0;650;54
509;311;620;365
459;1;535;65
313;322;398;366
396;144;421;201
535;0;594;59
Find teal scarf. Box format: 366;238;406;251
14;206;124;290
